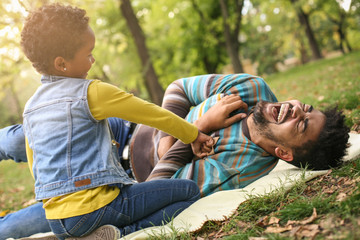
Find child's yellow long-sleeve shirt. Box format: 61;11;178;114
26;80;198;219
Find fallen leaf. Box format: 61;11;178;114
300;208;317;225
236;220;249;228
256;216;269;227
286;208;317;226
268;216;280;225
265;225;292;233
295;224;319;238
336;192;347;202
319;215;337;229
318;96;325;101
288;225;301;236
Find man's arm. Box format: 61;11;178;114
146;95;248;181
158;74;252;158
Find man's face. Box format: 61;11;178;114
252;100;326;149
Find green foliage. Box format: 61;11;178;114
1;0;360;125
144;0;229;87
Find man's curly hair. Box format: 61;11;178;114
290;106;350;170
20;3;89;74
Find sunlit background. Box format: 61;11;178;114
0;0;359;126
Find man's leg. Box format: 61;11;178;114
0;124;27;163
0;202;50;240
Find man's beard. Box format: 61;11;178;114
252;101;280;143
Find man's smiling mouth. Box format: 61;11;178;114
272;103;291;124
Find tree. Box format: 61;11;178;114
322;0;353;53
290;0;323;60
189;0;224;73
219;0;244;73
119;0;164;105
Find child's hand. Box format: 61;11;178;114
191;131;215;159
194;94;248;133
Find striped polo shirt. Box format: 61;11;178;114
132;74;279;197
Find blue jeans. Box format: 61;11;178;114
0;202;50;240
49;180;200;239
0;124;27;163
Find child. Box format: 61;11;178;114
20;3;213;239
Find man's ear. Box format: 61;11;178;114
54;56;67;72
275;146;293;162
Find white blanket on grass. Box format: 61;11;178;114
19;133;360;240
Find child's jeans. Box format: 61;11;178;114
48;179;200;239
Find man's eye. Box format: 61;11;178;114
307;105;313;112
304;104;313;112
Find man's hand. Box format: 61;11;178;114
194;94;248;133
190;130;214;159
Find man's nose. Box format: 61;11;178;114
291;105;305;119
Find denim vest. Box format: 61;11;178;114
23;75;134;200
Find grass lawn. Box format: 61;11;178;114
0;51;359;238
266;51;360;130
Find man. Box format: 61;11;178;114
130;74;349;196
0;74;349;239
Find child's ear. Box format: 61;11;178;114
54;56;67;72
275;146;293;162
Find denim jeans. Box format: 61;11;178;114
0;124;27;163
48;179;200;239
0;202;50;240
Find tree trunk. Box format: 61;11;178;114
119;0;164;105
290;0;322;60
219;0;244;73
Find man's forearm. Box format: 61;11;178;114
146;139;193;181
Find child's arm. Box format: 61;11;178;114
88;80;212;158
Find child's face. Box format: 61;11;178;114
64;26;96;79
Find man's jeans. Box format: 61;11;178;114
0;202;50;240
49;180;200;239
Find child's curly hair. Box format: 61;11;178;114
21;3;89;74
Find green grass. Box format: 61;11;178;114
266;51;360;129
0;160;34;213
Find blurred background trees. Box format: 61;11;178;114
0;0;359;125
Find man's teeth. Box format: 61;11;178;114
277;104;286;122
